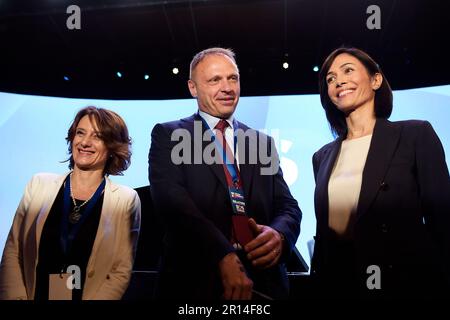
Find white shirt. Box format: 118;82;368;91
328;134;372;236
198;110;240;168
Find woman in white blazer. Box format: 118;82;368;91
0;107;141;300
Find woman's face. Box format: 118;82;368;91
325;53;381;114
72;115;109;173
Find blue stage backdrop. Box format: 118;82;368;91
1;85;449;270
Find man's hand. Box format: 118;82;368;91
219;252;253;300
244;218;283;269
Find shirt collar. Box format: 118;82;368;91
198;110;235;131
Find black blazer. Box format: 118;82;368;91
312;118;450;297
148;113;301;299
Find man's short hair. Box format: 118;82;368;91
189;47;238;79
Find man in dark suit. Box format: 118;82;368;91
148;48;301;300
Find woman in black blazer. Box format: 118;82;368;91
311;47;450;299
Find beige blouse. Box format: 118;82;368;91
328;135;372;237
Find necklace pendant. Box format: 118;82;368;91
69;208;82;224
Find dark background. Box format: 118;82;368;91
1;0;449;100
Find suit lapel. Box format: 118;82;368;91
186;113;228;190
35;173;69;251
89;177;119;261
183;114;259;195
356;119;401;218
315;137;343;229
84;177;118;299
236;121;254;201
28;173;68;297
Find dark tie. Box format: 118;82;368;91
215;120;253;248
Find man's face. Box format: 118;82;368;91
188;54;240;118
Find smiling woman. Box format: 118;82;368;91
66;106;132;176
318;47;393;138
71;115;109;175
311;47;450;299
325;53;382;119
0;106;141;300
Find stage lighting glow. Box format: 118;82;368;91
144;74;150;80
116;71;122;78
283;62;289;69
172;67;179;75
63;76;69;81
313;66;319;72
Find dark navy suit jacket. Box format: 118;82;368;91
149;113;301;299
312;118;450;297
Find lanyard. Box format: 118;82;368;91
61;174;106;255
198;114;253;246
198;114;247;216
198;114;240;186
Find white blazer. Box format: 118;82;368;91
0;172;141;300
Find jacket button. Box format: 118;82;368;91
106;274;110;280
380;181;389;191
381;223;388;233
88;270;95;278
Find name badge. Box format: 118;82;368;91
228;187;254;246
228;187;246;215
49;273;72;300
